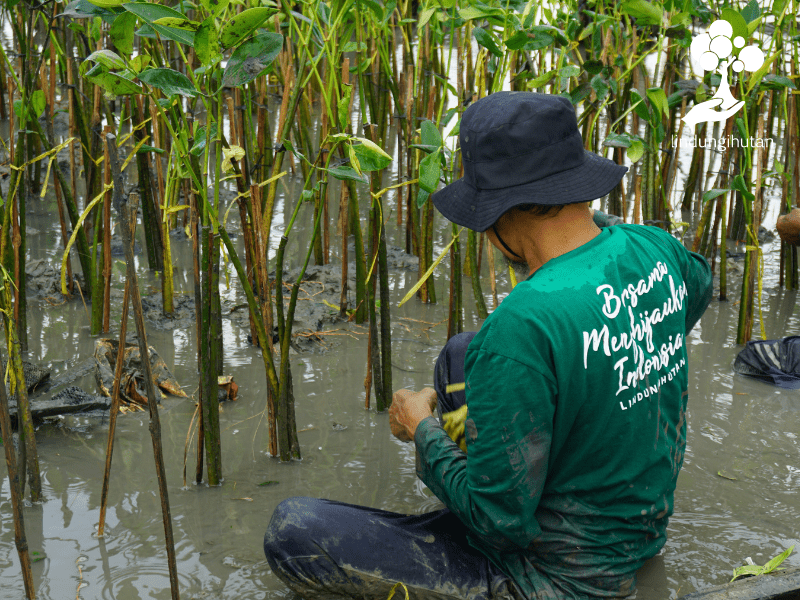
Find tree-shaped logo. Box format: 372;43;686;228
683;19;765;127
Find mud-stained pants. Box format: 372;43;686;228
263;332;520;600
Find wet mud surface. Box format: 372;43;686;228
1;201;799;600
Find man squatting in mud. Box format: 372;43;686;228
263;92;714;599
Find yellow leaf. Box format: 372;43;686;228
222;145;245;173
398;228;462;307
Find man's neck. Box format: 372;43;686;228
517;205;601;276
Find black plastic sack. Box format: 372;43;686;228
733;336;800;389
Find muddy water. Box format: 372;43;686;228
2;186;800;600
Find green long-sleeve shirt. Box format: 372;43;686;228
415;223;712;599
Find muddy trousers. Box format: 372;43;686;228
264;333;519;600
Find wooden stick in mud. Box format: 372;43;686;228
97;277;130;537
107;135;180;600
0;362;36;599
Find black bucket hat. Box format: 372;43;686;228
432;92;628;232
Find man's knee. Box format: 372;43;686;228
264;496;319;560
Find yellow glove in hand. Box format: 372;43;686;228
442;404;468;452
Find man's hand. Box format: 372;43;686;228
389;388;437;442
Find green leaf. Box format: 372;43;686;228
418;6;435;29
740;0;760;23
416;188;430;209
731;564;764;582
326;165;368;184
136;144;165;154
528;69;556;88
473;27;503;58
200;0;230;19
351;138;392;172
746;15;762;36
720;8;749;42
732;174;755;202
138;68;198;98
458;4;504;21
702;189;729;203
568;81;592;105
195;17;219;66
12;99;25;121
109;12;136;55
62;0;125;19
124;2;186;23
83;0;124;8
626;139;645;163
591;75;609;101
583;59;604;75
86;71;142;95
418;150;441;194
190;123;218;156
124;2;195;45
221;32;283;87
338;84;352;131
630;90;651;121
86;49;126;71
646;87;669;118
603;132;634;148
218;7;275;50
409;143;440;154
746;51;781;94
504;30;530;50
130;55;151;73
357;0;384;21
559;65;580;78
31;90;46;119
763;545;794;574
620;0;663;25
152;17;200;31
420;119;443;149
759;74;796;91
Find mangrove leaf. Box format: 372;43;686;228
418;151;441;195
351;138;392;172
61;0;124;18
86;71;142;95
326;166;368;184
200;0;229;19
420;119;443;149
626;139;645;163
86;49;126;71
32;89;47;118
152;17;200;31
219;7;275;50
124;2;185;22
620;0;663;25
759;74;796;91
221;32;283;88
732;174;755;202
528;69;556;88
138;68;198;98
720;8;748;42
473;27;503;58
190;123;218;156
109;12;136;55
740;0;760;23
603;133;634;148
702;189;729;204
195;17;220;66
646;87;669;118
